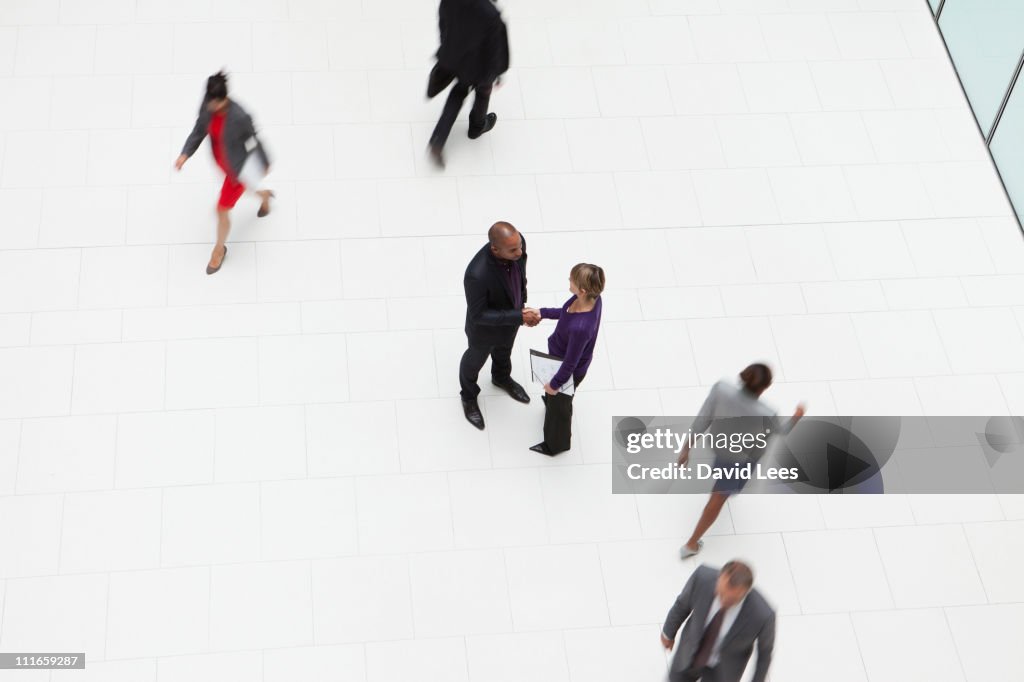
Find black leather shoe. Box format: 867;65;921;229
468;113;497;139
428;143;445;169
462;399;485;430
529;442;555;456
492;378;530;403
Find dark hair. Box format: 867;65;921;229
721;560;754;589
570;263;606;300
204;71;229;103
739;363;772;396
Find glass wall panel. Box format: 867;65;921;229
939;0;1024;135
929;0;941;14
990;76;1024;225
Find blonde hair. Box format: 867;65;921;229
571;263;605;301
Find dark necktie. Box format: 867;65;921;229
691;607;725;670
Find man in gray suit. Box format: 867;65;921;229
660;561;775;682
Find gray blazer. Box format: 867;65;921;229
180;99;270;178
662;565;775;682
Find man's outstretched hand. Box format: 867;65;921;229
522;308;541;326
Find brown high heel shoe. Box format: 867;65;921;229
257;191;275;218
206;246;227;275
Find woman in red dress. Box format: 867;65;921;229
174;72;274;274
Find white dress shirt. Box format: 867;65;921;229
703;595;747;667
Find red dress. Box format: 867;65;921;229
208;111;246;210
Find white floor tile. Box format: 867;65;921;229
333;122;415;179
747;224;837;283
688;316;782;385
688;15;767;62
263;644;366;682
60;488;161;573
0;495;62;578
105;567;210;658
738;62;820;113
504;543;609;630
541;464;641;543
621;16;697;64
519;67;600;119
0;574;107;654
165;337;259;410
157;652;262;682
466;631;571;682
845;164;934;221
536;173;622;230
592;66;673;118
312;555;413;643
784;528;894;613
348;330;436;402
258;333;349;405
262;477;359;560
665;64;749;115
933;308;1024;374
945;604;1024;682
356;473;453;554
30;310;122;346
692;169;779;225
853;311;950;378
0;248;80;314
449;468;548;549
615;171;702;229
305;401;400;477
71;341;166;414
852;609;965;682
161;483;260;567
771;314;867;381
256;240;343;302
546;19;626;66
772;614;867;682
210;561;313;650
810;61;894;111
717;114;801;168
963;520;1024;603
759;13;840;61
366;637;469;682
491;119;573;174
875;525;986;608
0;346;74;418
410;549;512;637
116;410;215;488
563;626;669;682
215;405;307;482
17;415;116;493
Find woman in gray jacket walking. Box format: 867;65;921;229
175;72;274;274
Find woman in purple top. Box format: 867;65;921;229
526;263;605;455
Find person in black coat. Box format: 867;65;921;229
427;0;510;169
460;221;537;430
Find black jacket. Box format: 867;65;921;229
437;0;510;85
463;238;527;345
180;99;271;178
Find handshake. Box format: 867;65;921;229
521;307;541;327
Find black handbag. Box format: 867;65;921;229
427;62;455;98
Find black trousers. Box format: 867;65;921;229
429;77;493;148
541;392;575;454
459;338;513;401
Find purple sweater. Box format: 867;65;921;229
539;296;603;390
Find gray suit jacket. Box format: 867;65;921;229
662;565;775;682
180;98;270;178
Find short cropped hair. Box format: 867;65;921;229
721;560;754;589
571;263;605;300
